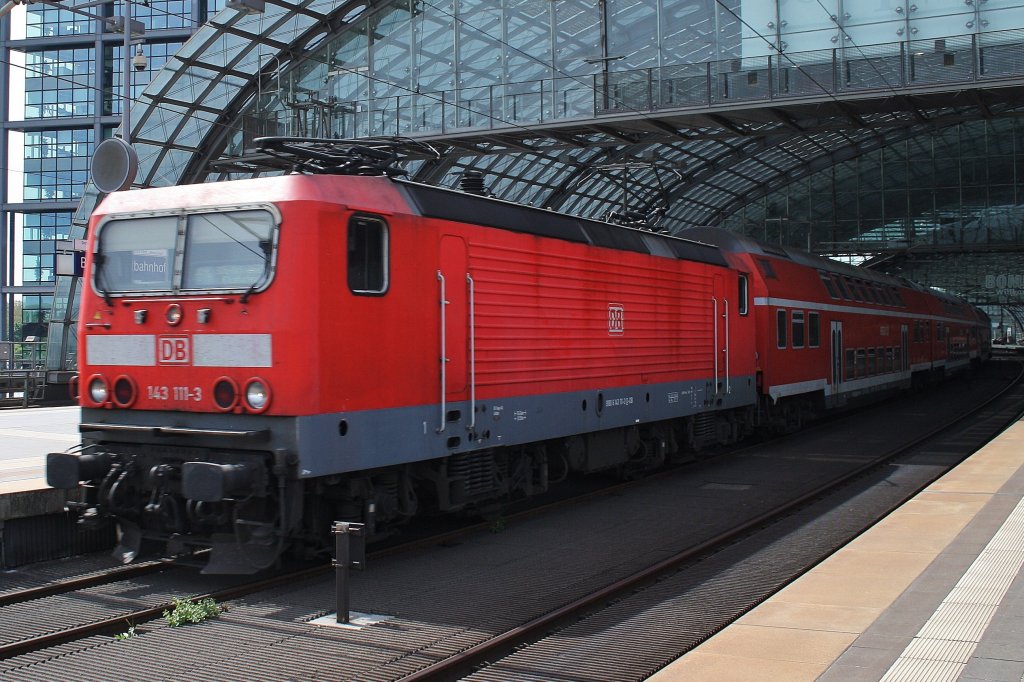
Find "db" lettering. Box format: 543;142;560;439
158;336;190;364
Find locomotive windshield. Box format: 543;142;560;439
95;209;277;295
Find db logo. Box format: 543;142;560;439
158;336;191;364
608;304;625;335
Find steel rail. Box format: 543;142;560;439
0;561;170;609
0;563;329;661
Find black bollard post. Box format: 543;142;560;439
333;521;365;625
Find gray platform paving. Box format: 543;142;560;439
656;419;1024;681
0;406;79;487
822;447;1024;682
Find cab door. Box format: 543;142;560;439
712;274;730;395
437;235;468;431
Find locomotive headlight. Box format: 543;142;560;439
244;378;271;413
87;375;110;405
165;303;183;326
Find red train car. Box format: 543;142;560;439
47;140;988;573
683;227;991;431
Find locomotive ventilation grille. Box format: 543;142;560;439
447;452;504;498
693;413;716;441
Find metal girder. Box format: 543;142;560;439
768;107;805;133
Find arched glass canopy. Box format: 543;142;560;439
79;0;1024;301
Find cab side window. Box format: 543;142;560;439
738;275;749;315
348;215;388;294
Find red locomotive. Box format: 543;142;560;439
47;139;991;573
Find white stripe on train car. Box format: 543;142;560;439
752;297;977;326
193;334;272;367
767;378;827;402
86;334;155;366
86;334;272;367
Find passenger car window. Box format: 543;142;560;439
834;275;850;300
777;310;787;348
820;272;838;299
758;258;778;280
348;215;388;294
792;311;805;348
808;312;820;348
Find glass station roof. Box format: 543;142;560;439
79;0;1024;303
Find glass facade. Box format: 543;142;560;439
230;1;1024;144
107;41;184;116
22;212;73;285
721;118;1024;254
23;3;96;39
24;48;96;119
2;0;203;360
134;0;195;30
23;129;94;202
21;295;54;325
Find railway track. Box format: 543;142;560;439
2;362;1019;678
0;477;648;664
0;561;170;609
403;360;1024;681
0;476;627;662
0;559;336;660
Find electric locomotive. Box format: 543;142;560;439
48;139;760;573
47;138;989;574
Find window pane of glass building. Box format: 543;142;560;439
107;42;184;116
25;3;95;38
24;48;95;118
23;129;94;201
133;0;192;30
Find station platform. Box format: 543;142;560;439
0;405;81;520
651;419;1024;681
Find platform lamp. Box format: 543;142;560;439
99;0;262;185
93;0;146;193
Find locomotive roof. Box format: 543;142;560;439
394;180;729;269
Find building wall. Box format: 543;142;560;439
0;0;213;346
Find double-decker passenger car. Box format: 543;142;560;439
683;227;990;432
47;139;989;573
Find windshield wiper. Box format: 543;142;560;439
92;251;113;307
240;240;272;304
240;280;259;304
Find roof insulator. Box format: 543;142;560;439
460;170;489;196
